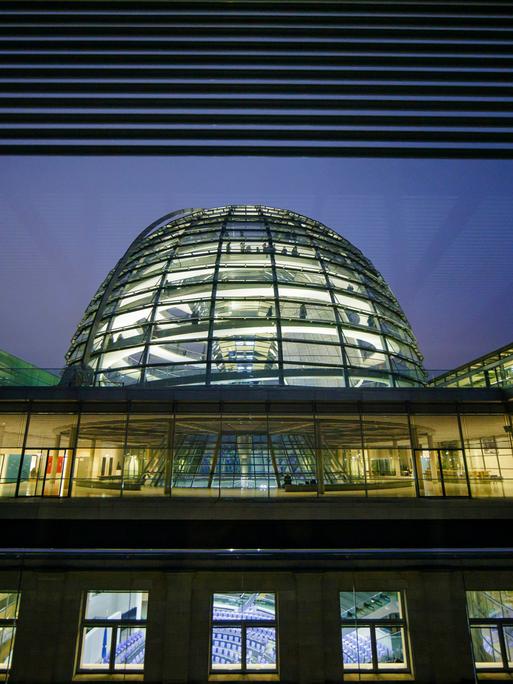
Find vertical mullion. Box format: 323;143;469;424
316;243;350;387
15;402;31;498
40;448;49;497
267;407;280;490
66;407;81;498
498;622;509;671
407;410;421;498
139;224;185;383
370;623;378;672
241;623;247;673
205;209;230;385
165;402;176;496
119;406;130;498
314;410;325;496
110;625;117;673
358;403;368;497
381;333;397;387
438;450;447;497
262;209;284;385
456;410;472;498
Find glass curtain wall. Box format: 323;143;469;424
0;414;27;498
1;409;511;500
460;414;513;497
66;206;426;389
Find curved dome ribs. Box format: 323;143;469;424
66;205;426;388
81;207;204;364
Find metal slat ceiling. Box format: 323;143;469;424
1;0;513;157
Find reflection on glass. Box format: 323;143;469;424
470;626;503;669
79;591;147;673
376;626;406;668
114;627;146;671
211;593;277;673
340;591;401;621
340;591;408;673
467;591;513;619
342;626;372;669
0;592;20;671
80;626;112;670
467;590;513;672
84;591;147;621
246;627;277;670
211;626;242;670
213;593;275;621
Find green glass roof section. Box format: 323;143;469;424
0;349;60;387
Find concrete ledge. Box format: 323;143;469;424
2;496;513;521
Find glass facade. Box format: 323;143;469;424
210;592;277;673
0;402;513;497
77;591;148;673
66;206;425;388
340;591;409;672
0;406;512;499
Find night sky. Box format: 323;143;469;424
0;155;511;372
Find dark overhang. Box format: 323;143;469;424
1;0;513;157
0;385;511;414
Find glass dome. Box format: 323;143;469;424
66;205;425;388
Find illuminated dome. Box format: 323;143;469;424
66;206;425;388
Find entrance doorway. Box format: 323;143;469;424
415;449;469;497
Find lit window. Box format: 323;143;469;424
77;591;148;674
210;592;277;673
0;592;20;671
340;591;409;672
467;591;513;671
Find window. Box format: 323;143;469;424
467;590;513;671
210;592;277;673
0;592;20;671
340;591;409;673
77;591;148;674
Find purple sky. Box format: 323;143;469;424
0;155;511;372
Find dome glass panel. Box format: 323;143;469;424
66;206;426;388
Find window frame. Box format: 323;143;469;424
340;590;410;674
467;591;513;672
76;590;148;675
0;591;20;672
209;592;279;675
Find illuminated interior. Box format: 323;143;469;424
66;206;425;388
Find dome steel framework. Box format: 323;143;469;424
66;205;425;388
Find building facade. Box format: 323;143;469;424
0;206;512;684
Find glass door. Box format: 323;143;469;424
439;449;469;496
415;449;443;496
415;449;469;497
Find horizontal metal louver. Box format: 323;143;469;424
1;0;513;156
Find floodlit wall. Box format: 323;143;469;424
4;565;513;684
